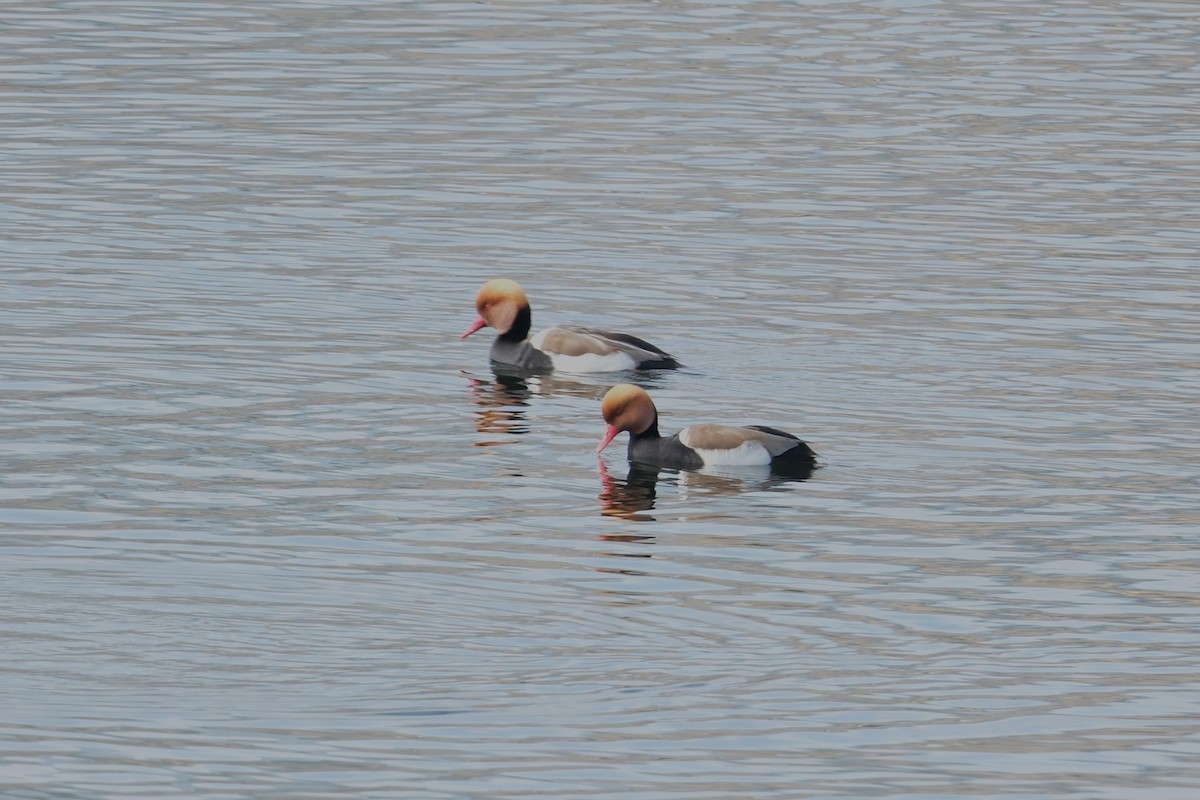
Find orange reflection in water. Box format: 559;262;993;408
464;372;531;447
597;458;662;522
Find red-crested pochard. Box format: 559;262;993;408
461;279;680;372
597;384;817;473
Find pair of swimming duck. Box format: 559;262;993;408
462;278;817;473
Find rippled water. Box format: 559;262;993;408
3;1;1199;797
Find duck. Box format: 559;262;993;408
461;279;680;372
597;384;817;474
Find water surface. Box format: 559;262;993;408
2;1;1199;797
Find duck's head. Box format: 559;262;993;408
461;279;530;339
598;383;658;452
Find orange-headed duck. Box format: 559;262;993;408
598;384;816;474
462;279;680;372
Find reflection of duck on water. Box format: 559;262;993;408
597;459;662;522
675;466;811;496
463;371;531;448
487;361;679;400
596;458;813;521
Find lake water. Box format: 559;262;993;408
2;1;1198;797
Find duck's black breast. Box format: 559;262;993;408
628;432;704;470
490;338;553;371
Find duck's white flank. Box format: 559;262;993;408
530;329;639;372
546;350;639;373
678;427;774;466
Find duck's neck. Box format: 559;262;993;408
628;416;661;451
497;305;532;343
489;305;551;371
490;337;552;371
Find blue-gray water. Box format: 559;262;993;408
3;1;1198;797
